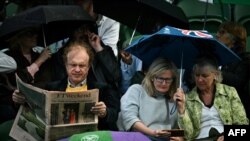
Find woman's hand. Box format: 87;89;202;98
12;89;25;104
36;47;52;66
91;101;107;118
174;88;186;115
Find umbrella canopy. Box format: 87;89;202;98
0;5;94;47
126;25;241;70
93;0;189;34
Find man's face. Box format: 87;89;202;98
65;47;90;85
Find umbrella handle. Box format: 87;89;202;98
42;25;47;47
179;48;184;88
179;69;183;88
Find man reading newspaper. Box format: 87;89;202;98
11;75;99;141
12;38;120;140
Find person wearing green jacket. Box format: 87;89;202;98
174;54;248;141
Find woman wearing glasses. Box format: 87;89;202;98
117;58;183;141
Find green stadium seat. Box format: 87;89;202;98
177;0;231;34
246;36;250;52
234;5;250;35
235;5;250;52
5;2;18;18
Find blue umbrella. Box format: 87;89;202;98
125;25;241;87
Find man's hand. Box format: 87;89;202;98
12;89;25;104
88;32;103;52
120;50;132;65
91;101;107;118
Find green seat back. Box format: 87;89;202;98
234;5;250;35
246;36;250;52
177;0;231;34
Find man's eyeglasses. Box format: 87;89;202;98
154;77;173;84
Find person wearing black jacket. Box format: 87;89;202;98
46;35;121;131
12;25;121;131
50;24;120;85
216;22;250;120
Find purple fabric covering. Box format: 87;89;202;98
57;131;151;141
111;131;151;141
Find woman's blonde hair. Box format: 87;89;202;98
142;58;179;99
192;55;222;83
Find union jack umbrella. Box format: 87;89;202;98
126;25;241;87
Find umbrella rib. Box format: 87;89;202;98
42;25;47;47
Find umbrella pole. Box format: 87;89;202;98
179;48;184;88
129;15;141;45
42;25;47;47
129;27;137;45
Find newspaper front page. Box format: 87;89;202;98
10;75;99;141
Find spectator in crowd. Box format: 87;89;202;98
216;21;250;120
74;0;120;57
46;39;120;130
3;27;52;120
175;55;248;141
5;27;52;89
0;51;17;124
51;23;120;85
117;58;184;141
0;26;52;141
119;38;143;94
15;38;120;131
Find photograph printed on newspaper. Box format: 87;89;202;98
10;75;99;141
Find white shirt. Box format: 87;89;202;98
0;50;17;73
196;105;224;139
97;15;120;57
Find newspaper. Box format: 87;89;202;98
10;75;99;141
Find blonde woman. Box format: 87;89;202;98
118;58;183;141
175;55;248;141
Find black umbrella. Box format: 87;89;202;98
0;5;94;47
93;0;189;34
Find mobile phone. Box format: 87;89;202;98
163;129;184;137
